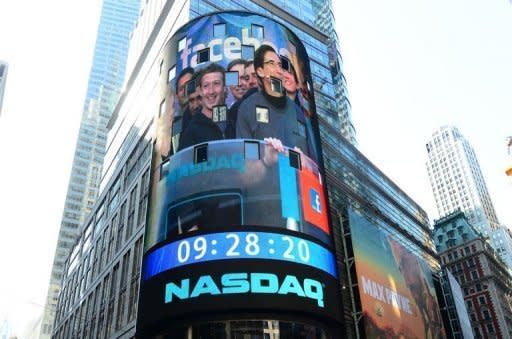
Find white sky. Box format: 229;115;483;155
0;0;511;335
333;0;512;225
0;0;102;335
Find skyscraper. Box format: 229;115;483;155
434;211;512;338
39;1;140;337
426;126;500;235
0;61;7;116
50;0;453;337
50;1;359;337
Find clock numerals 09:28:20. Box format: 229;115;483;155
176;233;311;264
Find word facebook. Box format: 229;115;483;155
165;272;324;307
180;27;294;69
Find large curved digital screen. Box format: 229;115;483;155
138;11;341;337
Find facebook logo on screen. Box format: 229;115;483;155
310;188;321;213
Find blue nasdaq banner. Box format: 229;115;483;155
143;231;337;280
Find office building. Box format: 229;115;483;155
51;1;443;338
39;1;141;337
489;226;512;273
426;126;500;235
434;211;512;338
0;61;7;116
425;126;512;274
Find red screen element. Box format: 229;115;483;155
299;169;329;234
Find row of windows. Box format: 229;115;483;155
54;150;152;335
54;236;142;339
441;243;477;263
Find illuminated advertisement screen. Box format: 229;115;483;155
349;211;445;338
137;11;341;336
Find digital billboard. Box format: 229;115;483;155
349;211;445;339
137;11;341;337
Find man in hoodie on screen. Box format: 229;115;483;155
236;45;317;162
178;63;227;151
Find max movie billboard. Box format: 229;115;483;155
350;211;445;339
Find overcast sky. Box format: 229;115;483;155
0;0;511;335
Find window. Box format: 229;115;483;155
128;237;143;322
241;44;255;60
483;309;490;320
251;24;264;39
126;186;138;241
479;296;486;305
138;169;150;227
244;141;259;160
255;106;269;123
116;251;130;330
194;144;208;163
213;23;226;38
159;98;165;118
269;77;283;94
167;66;176;83
471;271;479;280
178;37;187;51
212;105;227;122
280;56;290;72
225;71;239;87
197;48;209;64
289;150;301;170
185;79;196;96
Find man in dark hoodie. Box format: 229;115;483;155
178;63;226;151
236;45;317;161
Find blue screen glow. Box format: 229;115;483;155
143;231;336;280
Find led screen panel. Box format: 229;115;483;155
349;211;446;338
137;11;341;337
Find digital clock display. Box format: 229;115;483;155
143;231;336;280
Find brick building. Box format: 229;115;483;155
434;211;512;338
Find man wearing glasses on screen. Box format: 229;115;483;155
236;45;317;162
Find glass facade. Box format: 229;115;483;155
189;0;355;144
51;1;443;338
